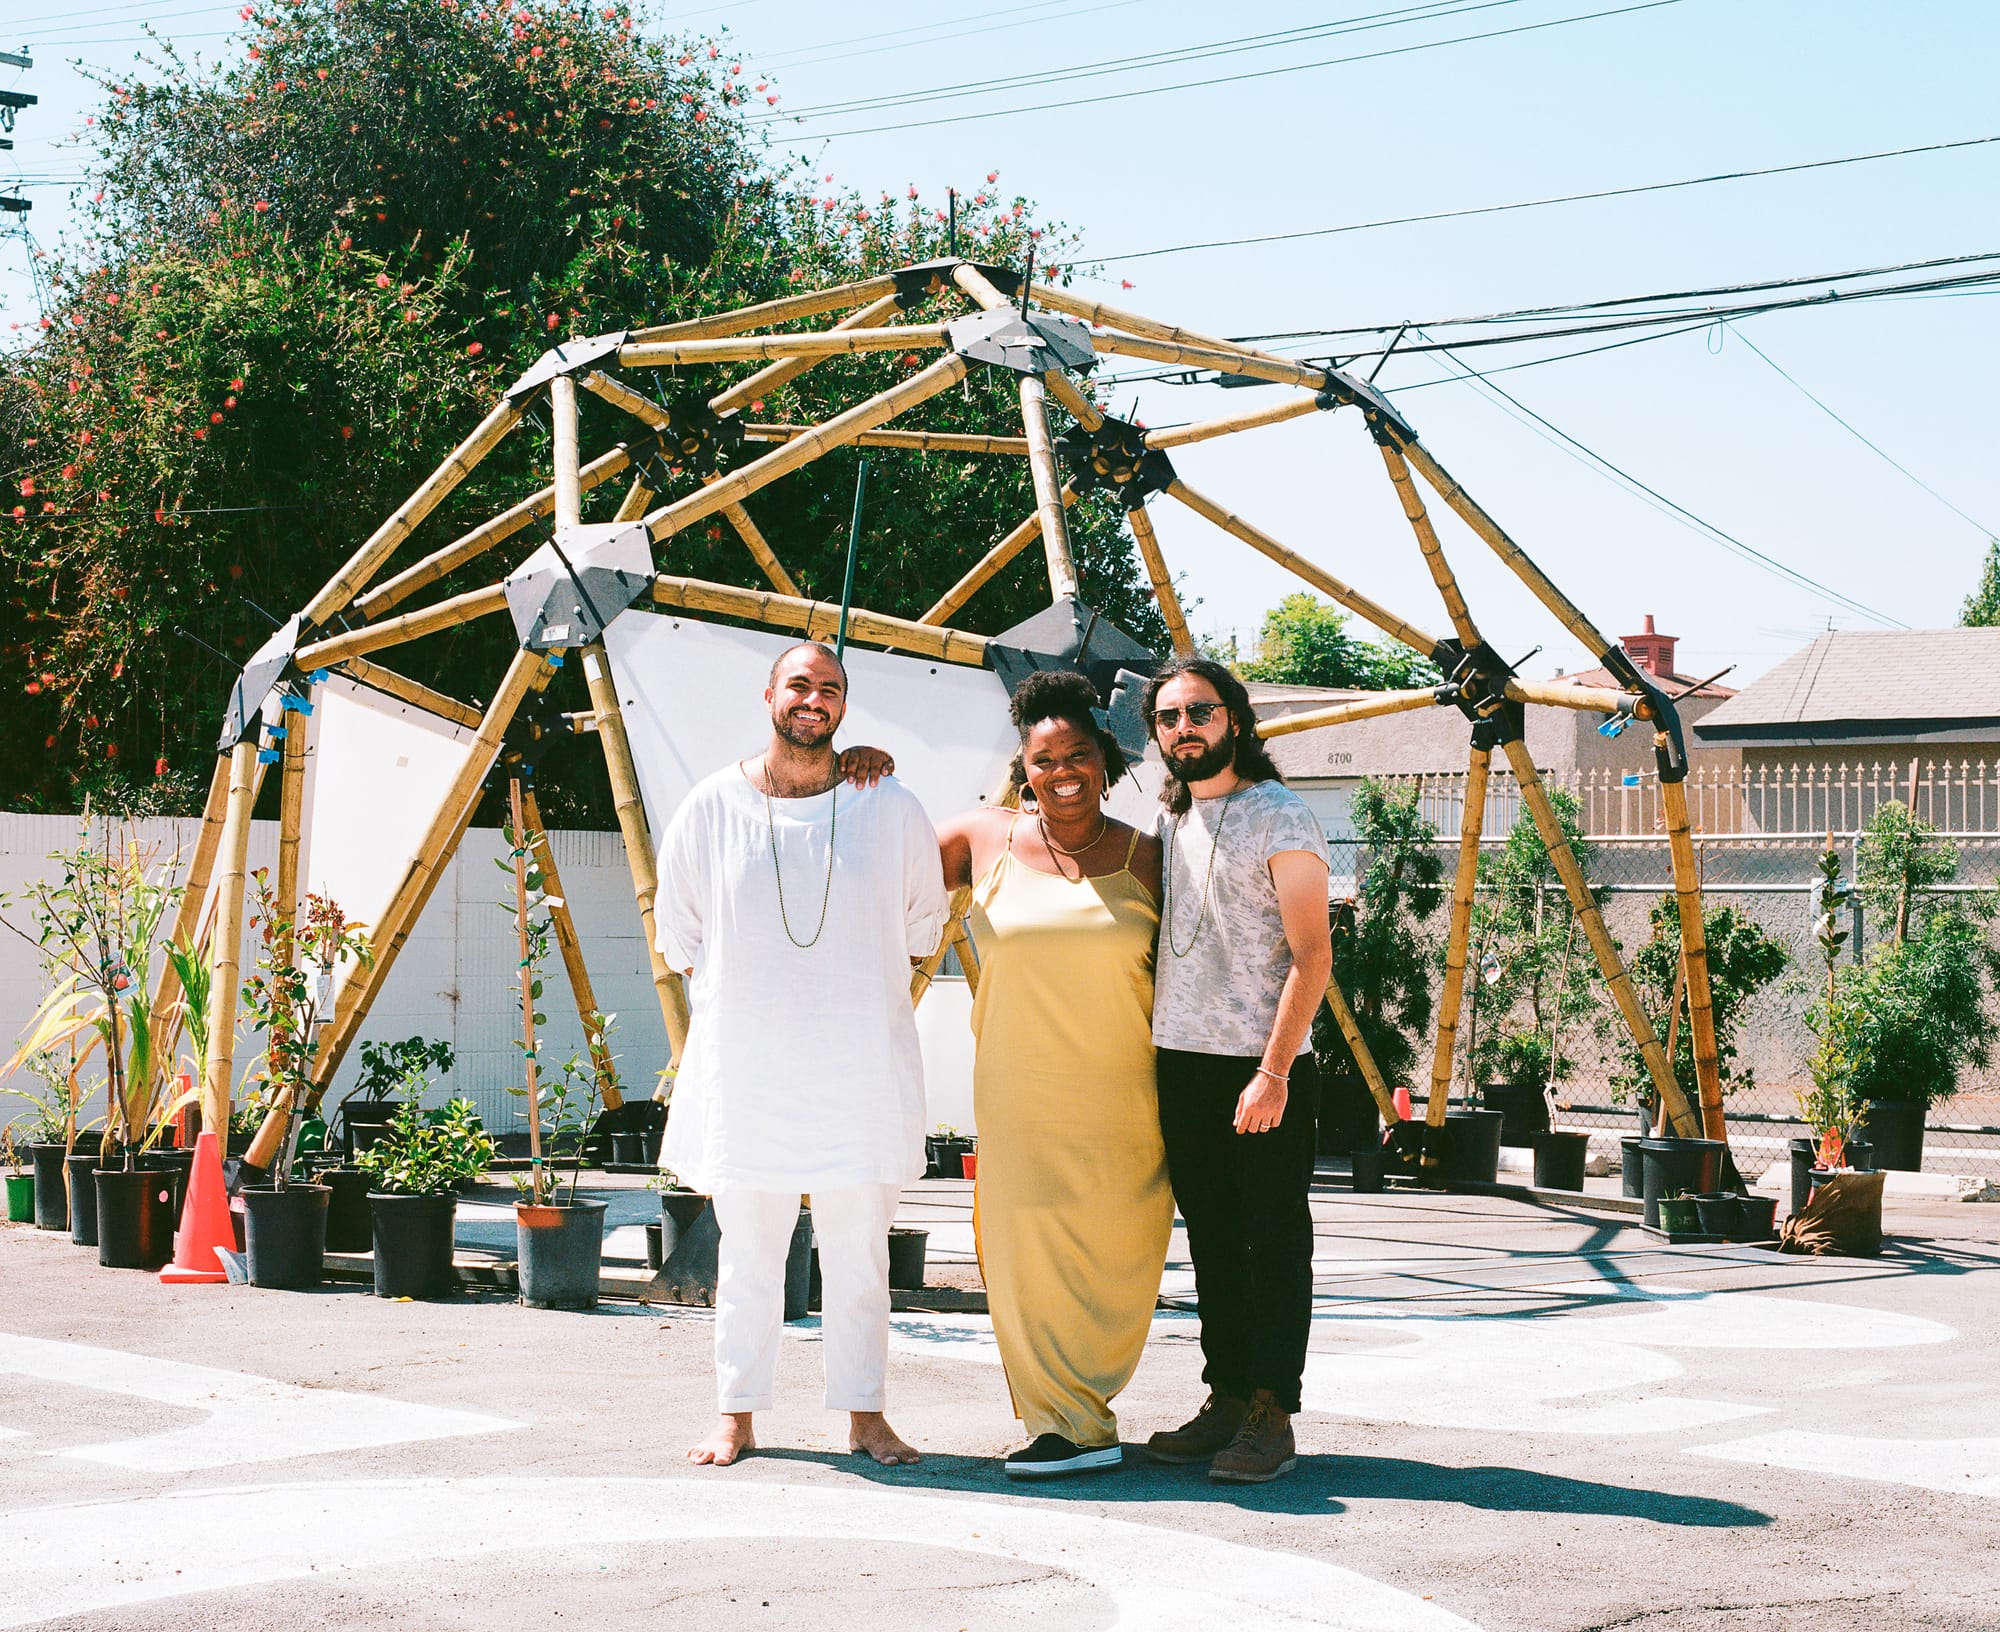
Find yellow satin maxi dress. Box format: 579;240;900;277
967;823;1173;1448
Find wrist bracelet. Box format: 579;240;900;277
1255;1066;1288;1084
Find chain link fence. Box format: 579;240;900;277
1319;832;2000;1181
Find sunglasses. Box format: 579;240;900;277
1152;702;1224;729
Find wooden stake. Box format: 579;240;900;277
1145;393;1327;450
1256;687;1444;739
1127;504;1194;656
919;493;1074;625
1165;479;1446;660
743;424;1031;455
649;573;988;666
1661;777;1725;1139
336;657;486;731
580;641;691;1077
1018;374;1079;599
520;783;624;1109
309;649;556;1100
721;502;803;596
642;353;972;543
510;777;546;1202
295;582;512;671
200;736;264;1135
618;325;951;369
303;395;524;628
1500;736;1700;1137
711;289;908;415
551;374;582;530
1323;973;1399;1123
354;445;634;620
629;274;900;342
1378;440;1480;648
1429;745;1491;1129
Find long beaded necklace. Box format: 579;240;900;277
746;758;838;950
1165;788;1239;959
1038;811;1106;882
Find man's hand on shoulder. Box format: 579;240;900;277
839;744;896;787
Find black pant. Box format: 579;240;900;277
1156;1048;1319;1414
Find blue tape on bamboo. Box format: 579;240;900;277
280;693;314;715
257;748;282;765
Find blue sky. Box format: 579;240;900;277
3;0;1996;685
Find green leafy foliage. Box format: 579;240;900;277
1960;538;2000;627
1236;594;1442;692
353;1096;494;1196
1856;801;1960;947
351;1034;456;1104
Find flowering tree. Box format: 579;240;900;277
1;0;1164;817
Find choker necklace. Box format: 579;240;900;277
744;758;838;949
1165;788;1239;959
1039;812;1105;880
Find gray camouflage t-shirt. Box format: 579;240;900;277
1152;778;1328;1058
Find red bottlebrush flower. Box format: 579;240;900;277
40;501;55;512
317;67;328;79
375;273;391;289
155;757;170;777
61;465;76;480
403;309;417;322
154;508;166;523
749;399;764;412
987;170;999;182
229;563;243;580
530;44;543;56
766;94;777;104
85;715;99;728
253;199;271;213
907;185;918;198
273;82;286;93
1121;279;1135;290
105;292;119;306
225;396;237;408
105;745;117;759
546;313;559;330
899;353;919;367
43;736;55;748
755;82;766;91
707;44;718;57
24;682;40;695
340;425;354;439
10;507;23;520
680;91;694;103
466;341;483;357
644;97;655;108
19;479;33;497
192;428;207;440
210;411;224;424
79;430;93;444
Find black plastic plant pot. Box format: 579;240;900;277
1640;1138;1725;1230
29;1144;69;1231
887;1226;929;1290
1531;1130;1590;1192
1478;1082;1550;1148
1856;1099;1925;1172
1843;1138;1875;1173
607;1132;648;1167
1732;1194;1779;1242
1441;1109;1504;1184
1349;1147;1386;1194
66;1153;103;1246
784;1207;813;1322
515;1198;607;1310
1693;1193;1739;1238
320;1167;376;1253
341;1101;403;1158
1619;1136;1645;1200
654;1191;720;1306
369;1191;459;1299
242;1183;330;1290
1789;1139;1817;1218
94;1167;176;1269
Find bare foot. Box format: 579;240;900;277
688;1412;756;1467
849;1410;920;1466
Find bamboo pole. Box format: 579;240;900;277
1504;679;1651;717
1145;393;1327;449
309;649;556;1099
612;468;655;524
510;777;547;1201
1398;441;1618;660
1500;737;1700;1136
580;370;669;431
629;274;900;343
913;786;1017;1003
1256;687;1444;739
1661;777;1725;1139
150;752;232;1032
1028;282;1305;372
520;784;623;1109
642;354;972;543
919;493;1074;625
711;290;908;415
722;502;803;596
200;737;264;1135
1378;440;1480;649
1165;479;1445;660
354;445;634;620
1088;331;1324;391
551;374;583;530
650;574;989;666
618;325;951;369
1429;746;1491;1131
303;395;524;628
1323;973;1398;1123
1018;374;1079;599
580;642;690;1078
742;424;1032;455
1127;504;1194;656
946;916;982;998
336;657;486;731
295;582;512;671
950;261;1013;312
274;701;308;966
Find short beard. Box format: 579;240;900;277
1163;726;1236;785
774;711;835;751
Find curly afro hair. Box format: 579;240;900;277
1007;669;1129;795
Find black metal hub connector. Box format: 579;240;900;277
1599;645;1689;783
1055;415;1176;508
650;397;744;477
890;258;1021;308
1316;365;1420;448
1436;638;1525;752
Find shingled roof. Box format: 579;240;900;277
1694;629;2000;746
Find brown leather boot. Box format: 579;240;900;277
1207;1389;1297;1484
1143;1392;1248;1465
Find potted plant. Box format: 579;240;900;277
1802;843;1864;1174
501;790;610;1310
354;1097;494;1299
925;1124;971;1180
1656;1191;1703;1236
4;1064;90;1232
313;1035;454;1252
3;1127;33;1223
235;875;370;1290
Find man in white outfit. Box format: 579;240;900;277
654;640;948;1468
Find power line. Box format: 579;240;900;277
1412;332;1909;630
774;0;1690;142
1095;133;2000;265
1720;322;2000;541
756;0;1146;70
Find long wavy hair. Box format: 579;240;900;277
1142;655;1284;814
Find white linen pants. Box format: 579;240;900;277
712;1182;900;1414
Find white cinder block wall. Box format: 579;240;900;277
0;814;977;1142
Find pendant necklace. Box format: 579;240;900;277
1039;812;1106;881
747;758;838;949
1166;789;1239;959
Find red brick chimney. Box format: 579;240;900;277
1624;613;1677;679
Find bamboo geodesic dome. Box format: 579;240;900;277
154;256;1726;1161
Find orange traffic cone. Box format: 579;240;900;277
159;1129;233;1285
1392;1086;1414;1122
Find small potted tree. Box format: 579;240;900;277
354;1097;493;1298
318;1035;455;1252
1798;842;1885;1235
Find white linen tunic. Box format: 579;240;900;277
653;766;949;1193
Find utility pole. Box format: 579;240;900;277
1;50;36;218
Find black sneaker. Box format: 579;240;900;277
1003;1433;1123;1479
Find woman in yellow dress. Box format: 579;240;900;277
936;670;1171;1479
